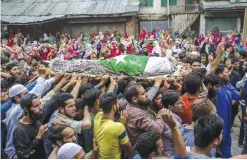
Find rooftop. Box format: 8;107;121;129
201;0;247;10
1;0;139;24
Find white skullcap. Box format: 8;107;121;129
9;84;28;98
57;143;82;159
191;51;200;56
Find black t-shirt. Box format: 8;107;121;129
238;60;245;79
229;70;241;88
13;121;46;159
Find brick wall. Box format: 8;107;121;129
126;16;138;38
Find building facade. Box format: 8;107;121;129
138;0;201;36
200;0;247;35
1;0;139;39
1;0;246;39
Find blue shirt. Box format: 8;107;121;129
4;104;24;158
217;82;240;158
182;126;216;157
243;81;247;104
1;101;12;121
1;81;37;152
133;154;142;159
27;81;37;91
237;46;246;52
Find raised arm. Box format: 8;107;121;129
61;75;76;92
162;109;188;158
147;77;163;101
70;76;82;99
107;76;117;93
0;72;11;79
137;109;166;135
81;106;91;129
29;68;47;98
208;43;224;75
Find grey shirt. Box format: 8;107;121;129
186;147;212;159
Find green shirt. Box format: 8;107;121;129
146;105;159;121
82;114;95;153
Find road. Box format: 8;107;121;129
231;118;242;156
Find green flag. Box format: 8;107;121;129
98;55;149;76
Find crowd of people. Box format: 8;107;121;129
1;26;247;159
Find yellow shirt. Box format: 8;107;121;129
94;112;129;159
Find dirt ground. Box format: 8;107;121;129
231;117;242;156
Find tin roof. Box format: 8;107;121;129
1;0;139;24
201;0;247;10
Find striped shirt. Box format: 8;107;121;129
162;113;183;158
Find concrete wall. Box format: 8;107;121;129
199;14;206;35
139;0;166;16
139;0;186;17
126;16;138;38
170;13;199;34
61;16;137;38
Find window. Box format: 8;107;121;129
170;0;177;5
140;0;153;7
161;0;177;7
186;0;193;5
161;0;167;7
140;21;168;32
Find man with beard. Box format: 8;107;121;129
215;65;240;158
13;93;47;159
225;58;241;88
6;63;20;77
142;45;149;56
200;54;211;71
94;92;132;159
4;67;54;159
232;58;240;73
44;93;91;156
203;74;221;105
31;55;43;69
48;124;77;159
135;110;188;159
147;91;163;120
52;93;91;131
124;80;168;146
239;51;247;78
225;58;241;128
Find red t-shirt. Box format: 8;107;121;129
181;93;198;124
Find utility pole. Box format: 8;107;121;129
242;8;247;41
167;0;170;31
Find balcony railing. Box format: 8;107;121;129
169;4;202;14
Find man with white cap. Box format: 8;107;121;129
172;40;182;54
50;124;97;159
57;143;86;159
4;84;28;158
4;68;56;158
